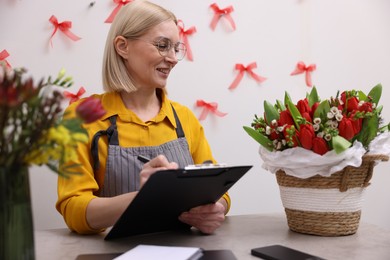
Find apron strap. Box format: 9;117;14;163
91;116;119;171
91;105;183;171
171;104;184;138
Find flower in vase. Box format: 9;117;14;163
0;64;106;176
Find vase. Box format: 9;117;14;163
275;154;389;236
0;165;35;260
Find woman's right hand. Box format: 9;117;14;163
139;155;178;188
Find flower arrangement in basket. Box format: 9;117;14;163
244;85;390;236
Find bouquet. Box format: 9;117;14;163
244;85;390;178
0;64;106;176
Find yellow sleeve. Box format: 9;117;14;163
56;99;106;234
222;193;231;214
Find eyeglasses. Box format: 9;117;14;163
130;37;187;61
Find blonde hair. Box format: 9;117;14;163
102;0;177;93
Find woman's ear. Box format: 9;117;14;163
114;36;129;59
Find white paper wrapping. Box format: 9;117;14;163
259;133;390;178
367;131;390;155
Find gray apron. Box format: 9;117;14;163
91;105;194;197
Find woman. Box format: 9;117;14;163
56;0;230;235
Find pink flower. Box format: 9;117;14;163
76;97;106;123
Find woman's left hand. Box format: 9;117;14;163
178;201;226;234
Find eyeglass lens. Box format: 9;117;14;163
154;37;186;61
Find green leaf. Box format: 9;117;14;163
367;83;382;104
307;86;320;107
313;100;331;121
357;90;367;101
284;91;292;107
285;98;302;130
354;113;379;147
264;100;280;123
243;126;273;151
332;135;352;154
276;99;286;111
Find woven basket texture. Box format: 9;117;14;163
276;154;389;236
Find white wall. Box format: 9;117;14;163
1;0;389;231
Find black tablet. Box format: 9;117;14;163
105;165;252;240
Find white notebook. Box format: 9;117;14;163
114;244;203;260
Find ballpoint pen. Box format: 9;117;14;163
137;155;151;163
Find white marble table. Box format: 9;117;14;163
35;214;390;259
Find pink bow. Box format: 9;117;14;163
49;15;81;47
178;20;197;61
229;62;267;90
210;3;236;31
0;49;11;68
196;100;227;121
290;61;316;87
105;0;133;23
63;87;86;104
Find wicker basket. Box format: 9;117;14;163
276;154;389;236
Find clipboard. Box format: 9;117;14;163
104;165;252;240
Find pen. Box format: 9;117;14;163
137;155;150;163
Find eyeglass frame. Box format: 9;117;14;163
126;36;187;61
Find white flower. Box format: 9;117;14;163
266;126;272;135
335;114;343;122
324;134;332;141
330;106;339;115
313;118;321;124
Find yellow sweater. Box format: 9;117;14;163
56;91;230;234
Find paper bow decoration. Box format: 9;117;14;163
290;61;316;87
196;100;227;121
209;3;236;31
63;87;86;104
49;15;81;47
229;62;267;90
0;49;11;68
178;20;197;61
105;0;133;23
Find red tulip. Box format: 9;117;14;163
76;97;106;123
347;97;359;112
340;92;359;112
299;124;315;150
301;112;312;123
338;117;355;140
278;110;294;126
348;111;362;135
359;102;373;113
312;137;329;155
296;98;311;114
310;102;319;117
352;119;362;135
